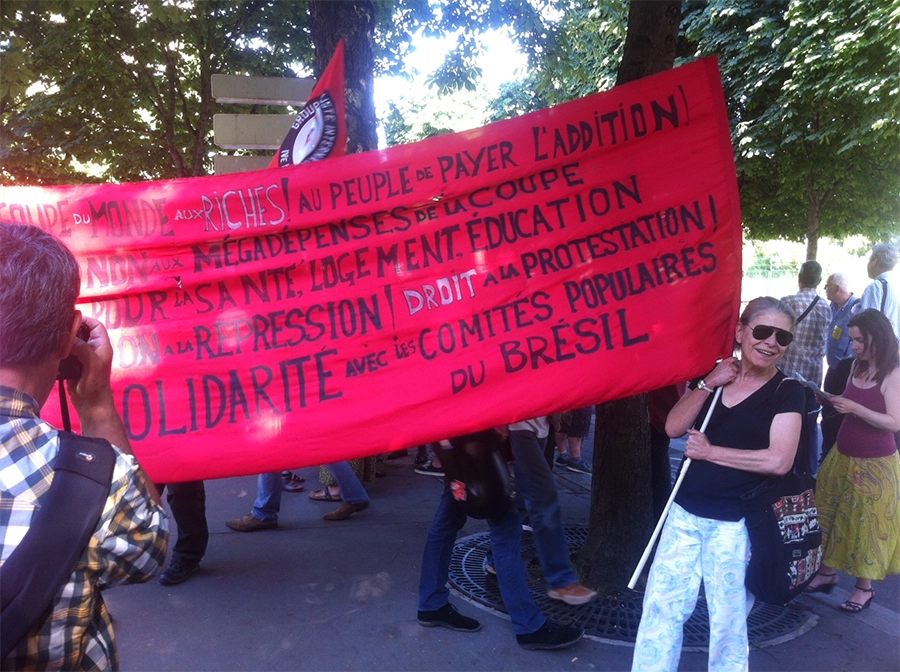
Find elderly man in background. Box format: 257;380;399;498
860;242;900;339
824;272;861;369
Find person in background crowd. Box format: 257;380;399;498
779;260;832;388
821;272;862;461
491;416;597;606
860;243;900;339
417;432;584;651
780;260;832;473
154;481;208;586
553;407;593;475
824;272;862;369
807;309;900;613
227;461;369;530
631;297;805;672
0;223;168;670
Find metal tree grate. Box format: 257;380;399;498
448;527;816;649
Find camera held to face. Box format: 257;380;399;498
57;323;92;381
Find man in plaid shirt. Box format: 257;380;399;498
0;224;168;671
779;260;832;472
779;260;832;388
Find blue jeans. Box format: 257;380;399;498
418;480;545;636
252;472;282;522
252;462;369;521
509;429;578;589
325;461;370;505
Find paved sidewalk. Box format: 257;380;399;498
105;450;900;672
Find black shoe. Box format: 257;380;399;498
565;458;592;475
516;620;583;650
414;463;444;477
159;561;200;586
417;603;482;632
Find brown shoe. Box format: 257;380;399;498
323;501;370;521
547;582;597;605
225;513;277;532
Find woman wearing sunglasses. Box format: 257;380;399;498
806;308;900;613
632;297;805;672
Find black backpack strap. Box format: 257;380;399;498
879;278;888;312
796;295;821;323
0;433;116;660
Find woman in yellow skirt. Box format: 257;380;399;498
807;309;900;612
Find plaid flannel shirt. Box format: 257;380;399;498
0;386;168;671
778;288;832;387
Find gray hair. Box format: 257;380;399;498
798;260;822;287
0;223;81;366
827;272;851;292
871;243;899;272
739;296;796;328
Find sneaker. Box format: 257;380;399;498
417;603;482;632
414;462;444;477
158;561;199;586
516;620;584;650
225;513;277;532
555;454;570;467
413;452;430;467
565;458;592;475
547;582;598;605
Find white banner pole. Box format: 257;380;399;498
627;385;723;590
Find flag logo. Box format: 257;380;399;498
278;92;339;166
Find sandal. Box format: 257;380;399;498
839;586;874;614
308;487;342;502
805;571;838;594
281;471;305;493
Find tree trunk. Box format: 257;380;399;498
577;394;652;592
806;195;821;261
616;0;682;85
576;0;682;592
309;0;378;154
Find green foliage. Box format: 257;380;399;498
681;0;900;249
389;0;559;94
0;0;317;183
528;0;628;105
0;0;562;184
484;78;548;123
382;86;486;146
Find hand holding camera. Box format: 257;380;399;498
58;323;92;381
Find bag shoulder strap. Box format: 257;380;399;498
796;295;821;323
879;278;888;312
0;432;116;660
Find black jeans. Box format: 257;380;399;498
157;480;209;566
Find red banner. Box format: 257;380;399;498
0;57;742;483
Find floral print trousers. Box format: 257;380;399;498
631;503;754;672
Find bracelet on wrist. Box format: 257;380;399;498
697;379;714;393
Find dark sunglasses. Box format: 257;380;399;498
750;324;794;347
